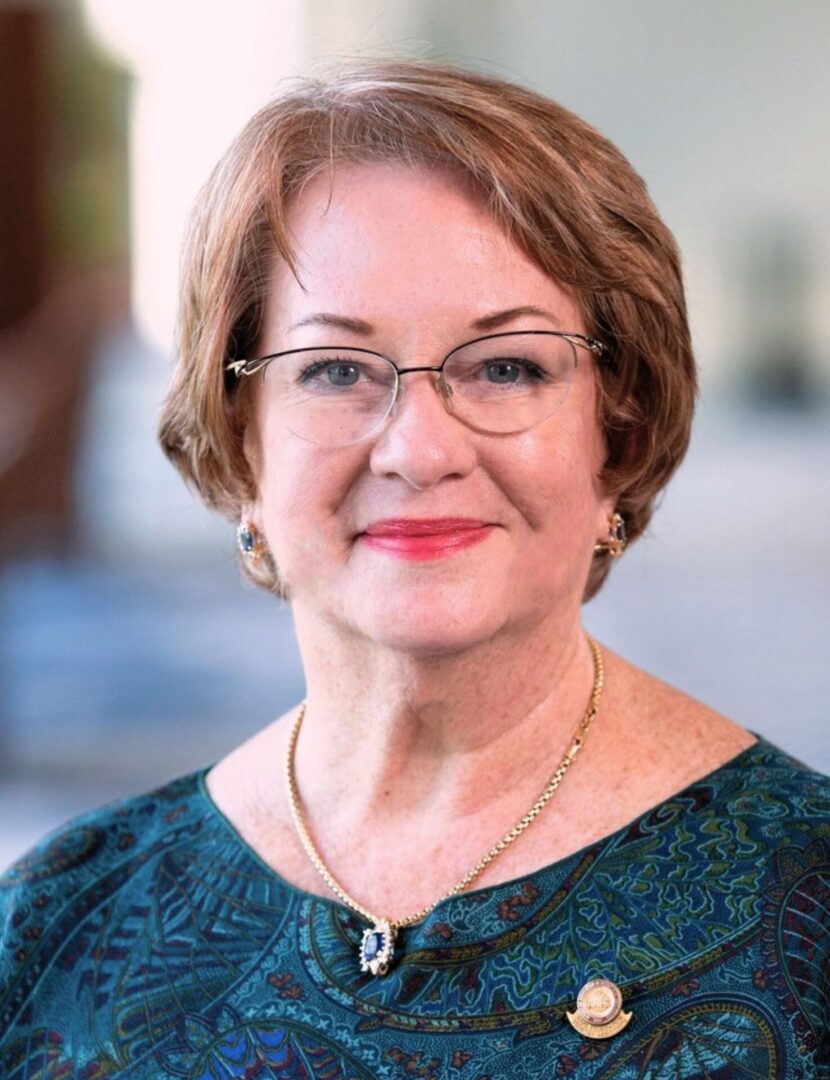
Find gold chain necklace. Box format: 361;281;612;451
285;631;604;976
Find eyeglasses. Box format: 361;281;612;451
225;330;606;448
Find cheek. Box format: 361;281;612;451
505;417;606;532
255;429;359;575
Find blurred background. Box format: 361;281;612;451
1;0;828;868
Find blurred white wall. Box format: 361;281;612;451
82;0;425;356
82;0;307;359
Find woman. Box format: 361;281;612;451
1;60;828;1079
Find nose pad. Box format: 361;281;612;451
436;374;454;406
388;371;455;421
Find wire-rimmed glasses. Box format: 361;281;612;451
225;330;606;448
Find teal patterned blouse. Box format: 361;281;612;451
1;736;829;1079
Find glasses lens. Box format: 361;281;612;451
262;348;397;446
443;333;577;433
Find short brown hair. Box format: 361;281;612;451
158;58;696;601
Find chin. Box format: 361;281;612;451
348;581;508;655
361;624;500;658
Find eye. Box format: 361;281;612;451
481;358;547;384
299;359;362;387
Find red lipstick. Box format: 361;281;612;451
360;519;494;561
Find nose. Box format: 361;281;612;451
368;371;477;491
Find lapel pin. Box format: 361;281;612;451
566;978;633;1039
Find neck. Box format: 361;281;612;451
290;602;598;828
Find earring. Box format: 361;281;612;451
237;519;268;560
594;512;627;558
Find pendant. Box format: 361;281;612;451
566;978;633;1039
359;919;396;976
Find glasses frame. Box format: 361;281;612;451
224;330;607;443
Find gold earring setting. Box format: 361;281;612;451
594;513;627;558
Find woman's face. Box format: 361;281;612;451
245;163;614;652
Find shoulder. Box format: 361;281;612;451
586;647;830;874
1;768;207;901
633;735;830;940
710;734;830;831
671;739;830;1058
0;770;208;1018
0;766;301;1067
593;648;761;815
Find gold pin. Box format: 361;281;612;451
566;978;633;1039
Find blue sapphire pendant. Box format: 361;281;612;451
360;920;396;976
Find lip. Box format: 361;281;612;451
359;519;495;561
363;518;491;537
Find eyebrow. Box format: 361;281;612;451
289;313;375;334
289;305;562;336
470;305;562;331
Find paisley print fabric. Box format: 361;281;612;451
1;736;829;1078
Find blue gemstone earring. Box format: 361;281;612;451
236;519;268;560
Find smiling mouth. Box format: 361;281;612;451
358;520;495;561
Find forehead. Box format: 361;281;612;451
264;163;581;339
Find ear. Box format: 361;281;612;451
241;396;263;475
238;499;263;532
238;396;266;528
595;490;617;542
237;426;265;534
